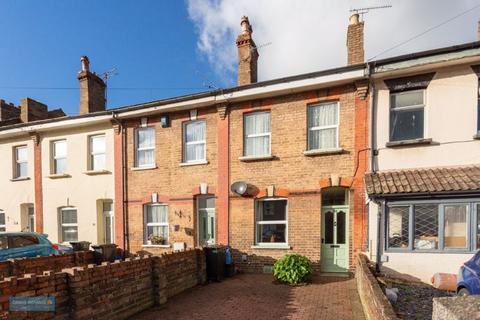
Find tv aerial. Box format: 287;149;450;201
350;4;392;20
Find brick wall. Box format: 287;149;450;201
125;107;219;253
355;254;398;320
0;251;94;280
1;249;206;319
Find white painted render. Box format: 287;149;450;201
0;137;35;232
40;123;115;245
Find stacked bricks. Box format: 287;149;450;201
0;252;95;280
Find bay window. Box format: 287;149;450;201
386;201;480;252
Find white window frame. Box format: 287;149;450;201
307;102;340;151
255;198;288;246
59;208;78;242
52;140;67;174
144;204;169;245
135;127;156;167
0;210;5;232
183;120;206;163
89;134;106;171
14;145;28;178
243;111;271;157
389;89;426;142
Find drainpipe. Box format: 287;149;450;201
112;112;129;253
375;199;385;273
367;62;377;174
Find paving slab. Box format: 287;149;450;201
132;274;365;320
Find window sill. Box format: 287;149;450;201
142;244;171;248
239;155;275;162
251;244;291;250
84;170;111;176
386;138;432;148
47;173;71;179
10;177;30;182
303;148;344;156
131;165;157;171
179;160;209;167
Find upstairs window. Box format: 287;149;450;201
89;135;106;171
308;102;339;150
390;90;425;142
52;140;67;174
477;78;480;133
136;127;155;167
244;112;271;157
183;120;206;163
14;146;28;178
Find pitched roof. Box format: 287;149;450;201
365;165;480;197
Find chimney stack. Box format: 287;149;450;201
236;16;258;86
0;100;20;121
477;20;480;41
346;13;365;65
77;56;106;114
20;98;48;122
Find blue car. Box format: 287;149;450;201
0;232;58;261
457;250;480;296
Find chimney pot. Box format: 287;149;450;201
77;57;106;114
236;16;258;86
349;13;360;25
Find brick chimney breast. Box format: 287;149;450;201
346;13;365;65
236;16;258;86
77;56;106;114
20;98;48;122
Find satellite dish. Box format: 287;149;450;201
230;181;257;196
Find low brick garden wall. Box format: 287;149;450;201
0;249;206;320
355;254;399;320
0;251;95;280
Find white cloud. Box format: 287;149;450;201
186;0;480;87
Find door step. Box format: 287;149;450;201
319;272;350;278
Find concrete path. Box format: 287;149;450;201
132;274;365;320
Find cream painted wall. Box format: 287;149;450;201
40;123;115;245
375;64;480;170
0;136;35;232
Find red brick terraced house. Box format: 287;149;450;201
112;14;370;273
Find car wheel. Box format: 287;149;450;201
458;288;470;296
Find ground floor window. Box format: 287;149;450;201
60;208;78;242
144;204;168;245
386;200;479;252
255;198;288;245
0;210;5;232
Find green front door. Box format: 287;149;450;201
321;207;349;272
198;197;215;246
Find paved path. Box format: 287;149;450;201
132;274;365;320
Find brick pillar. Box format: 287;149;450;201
30;133;43;233
352;80;369;258
113;122;125;249
216;104;229;245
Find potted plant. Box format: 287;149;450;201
149;235;166;245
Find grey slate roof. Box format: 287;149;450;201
365;165;480;197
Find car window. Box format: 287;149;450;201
0;236;7;249
9;235;39;248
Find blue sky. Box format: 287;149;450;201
1;1;479;115
0;1;219;114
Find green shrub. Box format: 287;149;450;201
272;254;313;285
